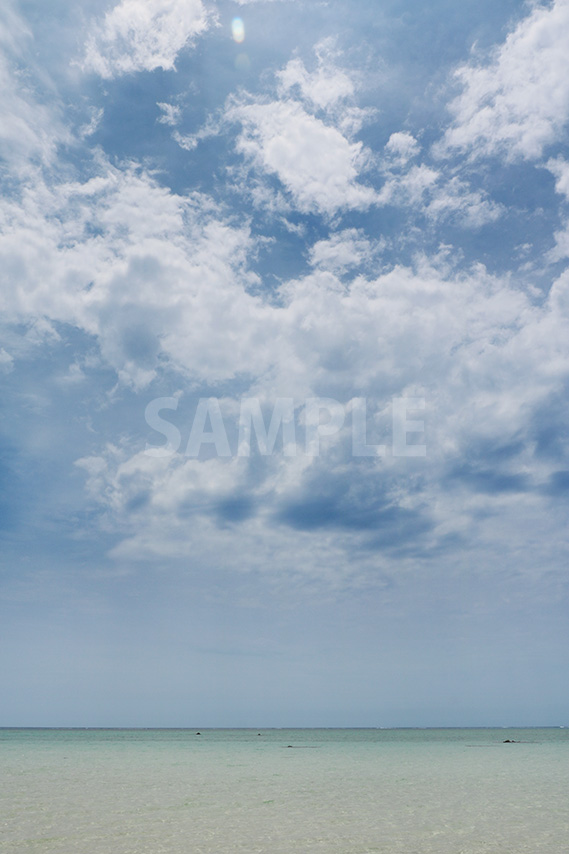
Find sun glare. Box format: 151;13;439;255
231;17;245;44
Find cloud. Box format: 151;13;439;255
550;227;569;262
3;6;569;589
82;0;212;78
425;176;503;227
273;461;434;543
276;42;355;111
545;156;569;256
0;4;69;173
228;98;376;216
308;229;376;273
0;347;14;373
438;0;569;161
64;248;569;570
209;46;379;217
220;58;499;226
182;48;498;228
157;102;181;126
79;107;104;138
385;131;420;164
378;127;501;228
0;160;275;388
546;157;569;201
378;162;502;227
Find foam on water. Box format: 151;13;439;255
1;728;568;853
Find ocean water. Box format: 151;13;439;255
1;728;568;853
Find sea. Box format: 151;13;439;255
1;728;568;853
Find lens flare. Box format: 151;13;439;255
235;53;250;71
231;17;245;43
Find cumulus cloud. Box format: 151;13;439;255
425;176;503;227
0;161;276;388
218;45;503;228
3;3;569;586
550;227;569;262
378;161;502;227
207;46;378;217
227;97;376;216
546;157;569;201
439;0;569;161
384;131;420;164
276;42;355;111
2;167;567;578
82;0;212;78
179;48;498;228
66;244;569;567
308;229;377;273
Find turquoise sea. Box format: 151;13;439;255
1;728;568;853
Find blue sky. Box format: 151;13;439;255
1;0;569;727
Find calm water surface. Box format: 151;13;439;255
1;728;568;853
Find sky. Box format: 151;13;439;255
1;0;569;728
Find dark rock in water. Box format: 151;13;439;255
503;739;517;743
287;744;293;748
196;732;201;736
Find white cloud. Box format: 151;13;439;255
545;158;569;260
208;46;379;217
0;5;69;173
546;157;569;201
385;132;420;164
550;227;569;261
379;163;438;206
2;117;565;573
79;107;104;138
157;102;181;126
276;45;355;111
426;176;503;227
229;98;377;216
0;154;537;412
69;253;569;568
172;130;198;150
172;114;222;151
82;0;212;78
0;347;14;373
378;162;502;227
218;45;501;226
0;160;277;388
439;0;569;161
3;6;569;586
308;229;376;272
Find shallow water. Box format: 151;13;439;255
1;728;568;853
